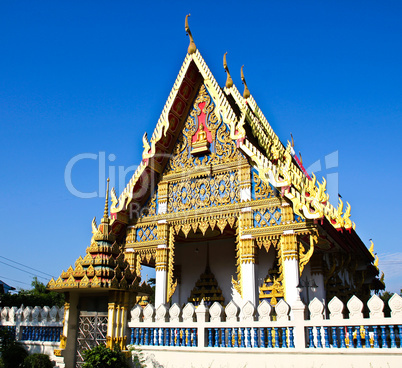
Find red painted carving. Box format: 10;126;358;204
192;101;212;143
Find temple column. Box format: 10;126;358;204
107;291;130;350
155;245;168;307
281;231;300;307
240;235;257;305
55;293;79;368
157;182;168;215
239;207;257;306
239;165;251;202
155;220;170;307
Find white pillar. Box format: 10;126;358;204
283;257;300;307
241;262;256;304
281;231;300;308
155;244;168;308
240;234;257;306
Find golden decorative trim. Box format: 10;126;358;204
156;247;169;271
158;182;168;205
239;238;256;264
259;246;284;306
280;233;298;261
299;233;317;275
167;226;177;302
231;225;242;296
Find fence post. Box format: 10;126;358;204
195;301;209;348
291;298;306;349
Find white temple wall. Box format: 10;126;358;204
173;237;236;305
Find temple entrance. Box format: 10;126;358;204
172;225;237;307
75;312;108;367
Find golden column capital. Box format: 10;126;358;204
239;165;251;191
156;246;169;271
158;182;169;205
157;220;169;241
239;236;257;264
281;232;298;261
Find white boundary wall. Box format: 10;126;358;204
0;305;63;361
2;294;402;368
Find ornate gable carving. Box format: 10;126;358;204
164;84;245;176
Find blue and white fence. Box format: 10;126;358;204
0;305;64;356
127;294;402;350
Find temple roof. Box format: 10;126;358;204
109;22;358;238
48;180;152;294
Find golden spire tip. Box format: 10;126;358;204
103;178;110;220
241;65;250;99
185;14;196;55
223;52;233;88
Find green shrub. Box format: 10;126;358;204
82;344;130;368
23;353;53;368
1;343;28;368
0;328;28;368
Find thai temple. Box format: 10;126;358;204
47;15;384;367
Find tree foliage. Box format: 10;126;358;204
0;278;64;308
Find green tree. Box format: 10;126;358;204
0;277;64;308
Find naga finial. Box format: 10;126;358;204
102;178;110;222
240;65;250;99
369;239;374;257
291;133;294;148
185;14;196;55
223;52;233;88
91;217;98;234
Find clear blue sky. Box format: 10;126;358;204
0;1;401;293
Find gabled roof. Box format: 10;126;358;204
109;45;355;238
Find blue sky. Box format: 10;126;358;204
0;1;401;293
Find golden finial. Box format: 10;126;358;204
223;52;233;88
91;217;98;234
102;178;110;222
299;151;303;165
185;14;196;55
290;133;294;148
240;65;250;99
369;239;374;257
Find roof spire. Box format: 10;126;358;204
241;65;250;99
102;178;110;223
185;14;197;55
223;52;233;88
